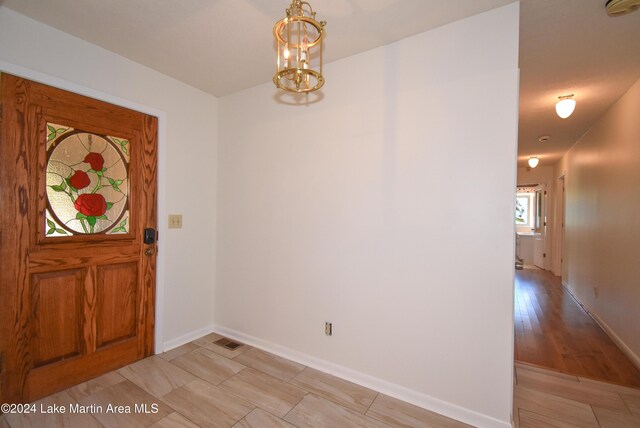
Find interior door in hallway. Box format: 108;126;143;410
533;185;546;269
0;74;158;403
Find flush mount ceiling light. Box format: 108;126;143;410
555;94;576;119
273;0;326;93
606;0;640;16
528;157;540;168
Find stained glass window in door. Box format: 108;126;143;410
45;123;130;236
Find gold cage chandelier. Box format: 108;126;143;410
273;0;326;93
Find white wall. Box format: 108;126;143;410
0;7;218;350
556;77;640;368
517;165;554;186
216;4;519;427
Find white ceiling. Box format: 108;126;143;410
0;0;514;96
2;0;639;169
519;0;640;167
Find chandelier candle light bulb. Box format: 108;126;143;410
273;0;326;93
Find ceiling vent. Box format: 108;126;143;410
606;0;640;16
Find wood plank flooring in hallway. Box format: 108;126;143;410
515;268;640;388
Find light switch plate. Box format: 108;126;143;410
325;322;332;336
168;214;182;229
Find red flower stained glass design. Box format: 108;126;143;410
69;170;91;190
74;194;108;217
84;152;105;171
45;123;130;236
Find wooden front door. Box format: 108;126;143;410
0;74;157;403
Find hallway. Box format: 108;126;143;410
515;268;640;388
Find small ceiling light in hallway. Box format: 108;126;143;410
528;157;540;168
273;0;326;93
606;0;640;16
555;94;576;119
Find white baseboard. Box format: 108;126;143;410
162;324;216;353
561;281;640;372
588;312;640;372
213;325;511;428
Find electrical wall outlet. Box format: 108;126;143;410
325;322;332;336
168;214;183;229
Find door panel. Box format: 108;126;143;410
533;185;546;269
96;262;139;349
0;73;158;403
31;269;85;367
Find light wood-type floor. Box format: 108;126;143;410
1;333;469;428
514;268;640;388
514;362;640;427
